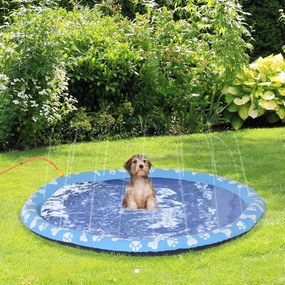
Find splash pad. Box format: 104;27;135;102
20;169;266;254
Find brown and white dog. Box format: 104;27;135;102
122;154;158;210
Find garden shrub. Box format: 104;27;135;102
0;6;77;149
2;1;285;60
0;1;252;149
240;0;285;59
223;53;285;130
129;2;251;132
0;6;146;149
54;9;150;140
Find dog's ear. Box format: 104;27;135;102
147;159;152;170
124;156;134;172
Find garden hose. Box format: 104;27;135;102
0;157;64;177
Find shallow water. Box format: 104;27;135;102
41;178;246;240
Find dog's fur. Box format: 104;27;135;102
122;154;158;210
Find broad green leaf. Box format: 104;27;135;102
243;69;257;80
261;91;275;100
269;72;285;84
248;104;259;119
242;86;252;92
270;54;284;70
259;99;278;110
257;106;266;115
259;57;275;66
222;110;233;122
238;104;250;120
233;95;250;105
272;53;284;61
277;88;285;96
271;82;283;88
233;98;243;105
266;113;280;123
225;93;233;104
249;59;261;70
260;73;267;82
256;65;268;74
243;81;256;86
225;86;242;96
227;103;238;112
231;115;244;130
276;107;285;119
258;82;271;86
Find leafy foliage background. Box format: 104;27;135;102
0;0;284;149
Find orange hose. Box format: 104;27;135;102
0;157;64;177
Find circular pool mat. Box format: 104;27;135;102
20;169;266;254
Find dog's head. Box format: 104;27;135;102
124;154;152;177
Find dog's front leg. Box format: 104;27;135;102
122;193;138;210
146;197;158;210
126;199;138;210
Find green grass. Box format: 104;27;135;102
0;127;285;285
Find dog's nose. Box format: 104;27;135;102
139;164;144;169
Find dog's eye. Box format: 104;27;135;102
143;160;146;163
133;159;137;164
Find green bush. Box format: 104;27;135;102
0;6;148;148
240;0;285;59
0;1;252;149
0;7;77;149
223;54;285;130
129;2;251;132
2;1;285;60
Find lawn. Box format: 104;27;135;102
0;127;284;285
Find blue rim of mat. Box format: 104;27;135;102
20;169;266;254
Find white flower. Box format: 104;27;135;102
38;89;47;96
30;100;38;107
0;74;8;81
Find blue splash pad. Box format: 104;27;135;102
20;169;266;254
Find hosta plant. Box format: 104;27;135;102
223;53;285;130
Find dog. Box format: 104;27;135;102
122;154;158;210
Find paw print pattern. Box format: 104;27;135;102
62;232;73;242
186;235;198;246
248;202;264;212
51;228;61;236
199;233;210;240
213;228;232;238
93;236;103;242
130;241;142;252
38;189;46;195
39;222;49;231
49;179;58;185
167;238;178;248
80;232;88;242
217;176;227;182
148;237;164;250
240;214;257;223
247;190;258;197
22;213;30;223
30;217;42;229
237;221;247;230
